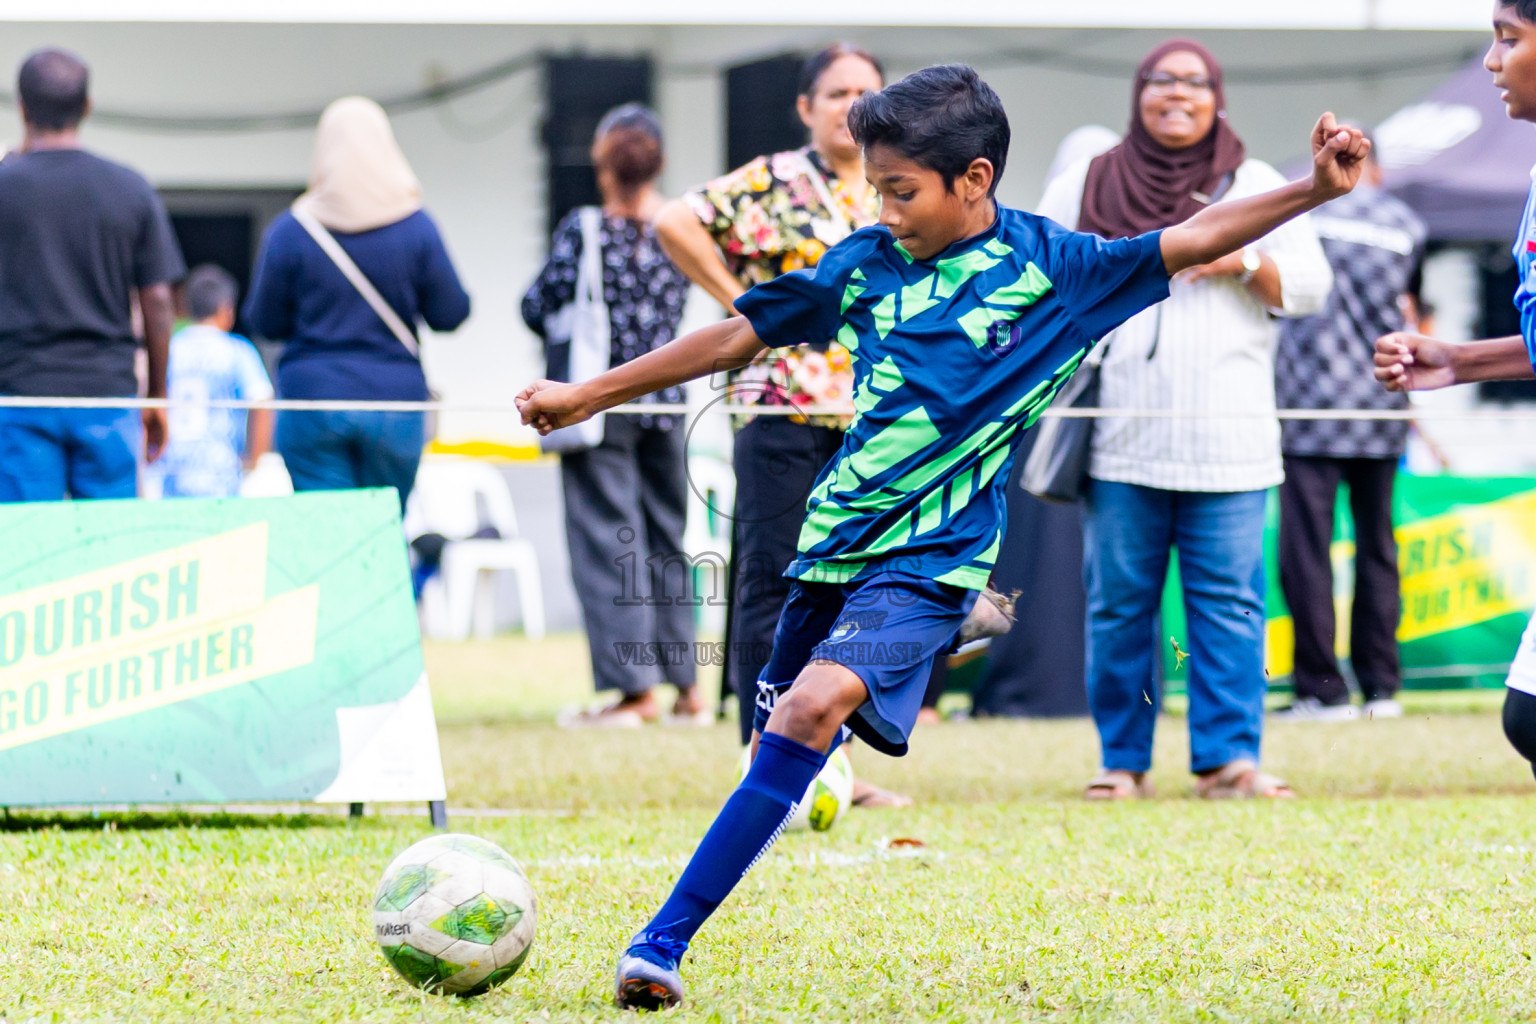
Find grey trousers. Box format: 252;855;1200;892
560;414;697;696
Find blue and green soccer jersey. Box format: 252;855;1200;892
1515;165;1536;373
734;205;1170;590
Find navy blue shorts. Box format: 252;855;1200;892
751;571;977;756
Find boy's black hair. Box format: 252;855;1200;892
186;264;239;322
798;43;883;99
17;48;88;132
848;64;1010;197
1504;0;1536;22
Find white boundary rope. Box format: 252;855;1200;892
1;395;1533;422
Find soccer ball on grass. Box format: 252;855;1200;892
372;832;538;996
736;744;855;832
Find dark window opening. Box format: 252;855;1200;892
168;214;252;313
541;56;653;237
158;187;302;376
726;54;805;173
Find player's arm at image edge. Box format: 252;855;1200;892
1447;336;1534;382
1375;332;1533;392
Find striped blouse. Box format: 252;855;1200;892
1037;157;1333;492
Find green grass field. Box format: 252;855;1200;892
4;634;1536;1023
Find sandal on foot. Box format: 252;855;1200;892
850;778;914;809
556;705;644;729
663;698;714;727
1194;759;1295;799
1084;769;1153;801
557;695;660;729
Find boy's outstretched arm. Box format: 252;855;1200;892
1160;113;1369;276
1374;332;1532;392
517;316;765;434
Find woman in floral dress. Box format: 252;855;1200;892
655;44;922;802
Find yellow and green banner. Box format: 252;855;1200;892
1162;475;1536;691
0;490;446;806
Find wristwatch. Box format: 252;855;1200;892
1238;246;1262;285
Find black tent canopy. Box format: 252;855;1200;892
1380;58;1536;242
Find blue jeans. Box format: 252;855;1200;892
1082;479;1268;775
275;410;424;514
0;406;140;502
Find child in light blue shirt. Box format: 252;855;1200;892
147;264;274;498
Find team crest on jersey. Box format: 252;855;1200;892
985;319;1024;356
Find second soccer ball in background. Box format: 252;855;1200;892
736;744;855;832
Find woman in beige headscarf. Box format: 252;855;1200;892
245;96;470;511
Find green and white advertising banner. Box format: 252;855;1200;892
1162;475;1536;691
0;489;446;807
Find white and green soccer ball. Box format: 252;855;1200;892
372;833;538;996
736;744;855;832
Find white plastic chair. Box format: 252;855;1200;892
409;458;546;641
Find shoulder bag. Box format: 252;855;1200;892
292;204;445;438
293;204;421;358
537;207;612;454
1023;308;1167;504
1019;337;1111;505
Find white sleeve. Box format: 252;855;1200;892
1241;161;1334;318
1034;156;1091;231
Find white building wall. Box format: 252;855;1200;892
0;21;1489;451
1;0;1491;31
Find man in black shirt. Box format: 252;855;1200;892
0;48;184;501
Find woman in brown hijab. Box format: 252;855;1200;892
1077;40;1247;241
1038;40;1333;801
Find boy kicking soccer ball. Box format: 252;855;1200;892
517;64;1369;1011
1375;1;1536;778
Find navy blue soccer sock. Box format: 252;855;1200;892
628;731;826;966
